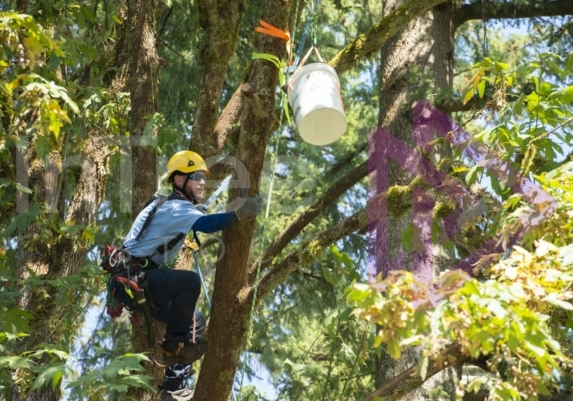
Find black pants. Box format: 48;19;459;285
146;268;203;340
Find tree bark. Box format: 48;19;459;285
8;3;115;401
192;1;295;400
121;0;163;398
14;141;110;401
372;0;458;399
191;0;246;157
362;344;466;401
126;0;160;216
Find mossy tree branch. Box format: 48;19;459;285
329;0;450;74
249;159;368;280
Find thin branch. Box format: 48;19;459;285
254;185;416;300
249;159;368;280
361;343;466;401
212;84;245;154
455;0;573;26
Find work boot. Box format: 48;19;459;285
160;336;207;365
160;388;194;401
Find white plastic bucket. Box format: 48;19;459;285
287;63;347;146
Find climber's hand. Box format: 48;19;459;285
196;204;209;213
235;195;263;220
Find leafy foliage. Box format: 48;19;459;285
65;353;155;400
349;42;573;400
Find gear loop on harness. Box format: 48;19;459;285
108;247;121;267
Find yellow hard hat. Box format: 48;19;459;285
166;150;209;180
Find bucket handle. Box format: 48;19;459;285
286;45;326;91
297;45;325;70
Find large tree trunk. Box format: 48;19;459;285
127;0;160;216
11;0;160;400
191;0;246;157
8;4;116;401
120;0;163;398
192;1;294;400
371;1;573;399
13;138;111;401
372;1;458;400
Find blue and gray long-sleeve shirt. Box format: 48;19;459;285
123;193;238;265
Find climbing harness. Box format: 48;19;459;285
101;192;186;348
182;175;235;310
101;244;157;348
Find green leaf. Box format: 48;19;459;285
525;340;546;358
461;86;474;105
321;263;337;286
58;223;85;235
419;354;429;379
81;225;100;245
542;294;573;311
465;165;481;186
537;380;552;396
0;356;30;369
14;181;32;194
25;347;69;362
330;245;355;270
494;61;510;70
559;244;573;266
31;365;66;391
477;80;486;98
345;283;373;302
401;223;414;252
487;299;507;318
4;306;34;333
548;85;573;103
387;340;401;360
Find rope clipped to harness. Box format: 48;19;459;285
100;245;156;348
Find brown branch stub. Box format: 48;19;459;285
212;84;245;154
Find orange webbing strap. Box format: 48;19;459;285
116;275;142;291
255;19;292;65
255;19;290;41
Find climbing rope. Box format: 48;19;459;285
292;0;320;70
192;248;212;310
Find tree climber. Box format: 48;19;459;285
119;150;262;401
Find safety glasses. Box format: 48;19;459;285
188;172;207;182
